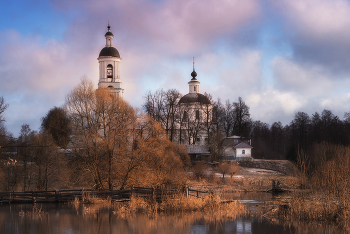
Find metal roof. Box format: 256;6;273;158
234;142;253;149
178;93;210;105
99;47;120;58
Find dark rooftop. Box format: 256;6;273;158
178;93;210;105
99;47;120;58
105;31;114;36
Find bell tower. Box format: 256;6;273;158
188;58;200;94
97;24;124;97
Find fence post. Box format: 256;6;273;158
32;191;36;203
185;187;189;198
197;190;199;198
55;190;60;202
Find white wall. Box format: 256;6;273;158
236;148;252;158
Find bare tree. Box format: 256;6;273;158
17;124;37;191
233;97;251;137
32;132;69;190
178;102;202;145
66;79;188;190
217;162;240;179
0;97;9;122
65;79;128;189
201;92;215;145
219;100;235;137
143;89;182;142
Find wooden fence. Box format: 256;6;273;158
0;187;208;204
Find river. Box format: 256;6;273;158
0;193;346;234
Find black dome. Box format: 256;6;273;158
191;70;197;79
105;31;114;36
178;93;210;105
99;47;120;58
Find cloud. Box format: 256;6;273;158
247;87;307;124
271;56;333;96
4;0;350;136
203;49;262;100
54;0;262;54
272;0;350;73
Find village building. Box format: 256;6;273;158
222;135;253;160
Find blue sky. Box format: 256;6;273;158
2;0;350;136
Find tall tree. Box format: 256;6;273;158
143;89;182;142
233;97;251;137
0;97;8;122
66;79;188;190
41;107;71;148
17;124;36;191
32;132;69;191
218;100;235;137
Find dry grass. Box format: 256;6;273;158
270;143;350;229
264;193;350;231
115;194;246;219
69;193;114;215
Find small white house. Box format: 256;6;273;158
222;135;253;160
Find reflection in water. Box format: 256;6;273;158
0;203;345;234
237;220;251;233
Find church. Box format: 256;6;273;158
96;25;251;161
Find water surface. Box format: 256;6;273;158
0;195;345;234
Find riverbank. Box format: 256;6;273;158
189;159;301;193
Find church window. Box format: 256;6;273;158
196;110;200;120
183;111;188;121
107;64;113;78
194;86;196;92
196;137;200;142
242;150;245;154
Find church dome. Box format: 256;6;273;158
178;93;210;105
99;47;120;58
105;31;114;36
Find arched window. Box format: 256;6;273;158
194;86;196;92
107;64;113;78
183;111;188;121
196;110;200;120
242;150;245;154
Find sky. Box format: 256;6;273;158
2;0;350;137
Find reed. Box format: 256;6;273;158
116;194;246;219
270;193;350;230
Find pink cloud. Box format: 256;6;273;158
274;0;350;43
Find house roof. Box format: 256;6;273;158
222;136;252;148
222;138;237;147
234;142;253;149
